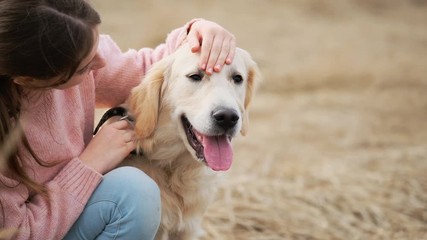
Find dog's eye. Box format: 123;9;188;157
187;74;203;82
232;74;243;84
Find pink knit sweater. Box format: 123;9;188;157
0;20;194;239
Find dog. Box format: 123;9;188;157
122;43;261;239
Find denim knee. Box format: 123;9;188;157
106;166;161;200
105;167;161;238
64;166;161;240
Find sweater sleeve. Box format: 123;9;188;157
0;158;102;240
94;19;200;108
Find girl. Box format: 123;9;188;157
0;0;236;239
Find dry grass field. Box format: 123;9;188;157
90;1;427;239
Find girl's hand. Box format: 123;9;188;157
187;19;236;75
79;120;135;174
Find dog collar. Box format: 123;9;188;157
93;106;134;135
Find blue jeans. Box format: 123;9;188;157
63;167;161;240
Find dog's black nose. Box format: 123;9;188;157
212;108;239;130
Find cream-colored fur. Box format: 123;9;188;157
123;44;261;240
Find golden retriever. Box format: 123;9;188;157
123;43;261;239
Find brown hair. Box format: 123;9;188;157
0;0;101;196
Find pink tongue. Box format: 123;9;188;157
202;135;233;171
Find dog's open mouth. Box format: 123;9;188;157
181;116;233;171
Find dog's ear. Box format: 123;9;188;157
241;58;261;136
129;57;172;138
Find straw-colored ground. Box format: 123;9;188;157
92;1;427;239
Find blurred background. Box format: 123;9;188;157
91;0;427;239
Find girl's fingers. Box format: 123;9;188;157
122;131;135;142
186;19;236;73
199;34;214;71
108;119;133;130
126;140;136;152
109;119;127;128
213;40;229;72
187;31;201;53
200;35;236;74
225;38;236;65
205;37;224;75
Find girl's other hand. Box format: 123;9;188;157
187;19;236;75
80;120;135;174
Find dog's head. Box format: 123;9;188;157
129;44;261;171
